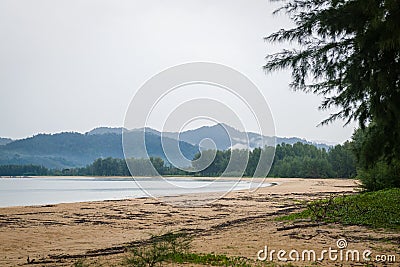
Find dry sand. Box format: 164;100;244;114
0;178;399;266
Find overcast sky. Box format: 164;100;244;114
0;0;357;143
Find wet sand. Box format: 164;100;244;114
0;178;399;266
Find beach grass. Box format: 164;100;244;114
278;188;400;230
121;231;291;267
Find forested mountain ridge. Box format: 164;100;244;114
82;124;332;150
0;131;199;169
0;124;333;169
0;138;12;146
161;124;332;150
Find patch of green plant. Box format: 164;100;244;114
276;209;311;221
125;231;282;267
123;230;329;267
124;231;191;267
73;259;89;267
277;189;400;230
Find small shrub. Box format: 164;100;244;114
124;232;191;267
73;259;88;267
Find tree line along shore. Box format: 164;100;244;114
0;141;355;178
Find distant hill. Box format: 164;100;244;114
0;138;12;146
86;127;125;135
0;125;332;169
162;123;331;151
0;131;199;169
162;124;252;150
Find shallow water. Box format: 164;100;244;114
0;177;269;207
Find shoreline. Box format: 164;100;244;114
0;176;275;208
1;178;398;266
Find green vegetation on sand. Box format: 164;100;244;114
279;189;400;230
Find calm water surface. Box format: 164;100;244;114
0;177;270;207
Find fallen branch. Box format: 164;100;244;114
277;222;326;231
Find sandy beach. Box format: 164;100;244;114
0;178;399;266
